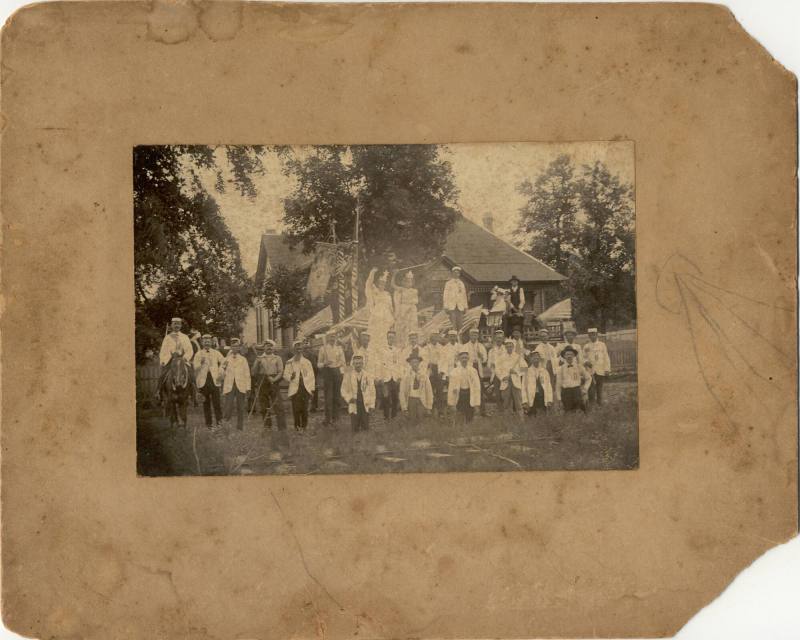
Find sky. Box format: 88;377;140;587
195;142;635;275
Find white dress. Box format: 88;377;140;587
365;274;395;370
393;286;419;347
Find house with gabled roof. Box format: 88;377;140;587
244;214;566;346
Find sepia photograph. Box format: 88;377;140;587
135;142;637;475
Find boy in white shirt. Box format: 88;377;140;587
283;340;316;431
556;345;592;413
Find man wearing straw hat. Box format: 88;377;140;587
583;328;611;406
159;317;194;366
341;354;375;433
284;340;316;432
447;349;482;424
251;340;287;431
193;334;224;429
221;338;251;431
317;331;346;427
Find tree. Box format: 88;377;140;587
281;145;460;272
568;161;636;331
258;265;327;331
134;146;263;362
516;155;636;332
516;154;579;276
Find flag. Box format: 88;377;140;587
306;243;337;300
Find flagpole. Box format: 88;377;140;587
351;200;360;313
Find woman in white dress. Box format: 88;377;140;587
392;270;419;348
365;267;395;362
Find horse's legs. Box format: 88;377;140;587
178;396;188;428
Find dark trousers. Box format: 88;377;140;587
456;388;474;423
263;379;287;430
351;396;370;432
505;313;524;336
382;379;400;420
291;386;310;430
429;366;445;415
224;385;247;429
200;374;222;426
561;386;586;413
447;309;464;332
588;374;606;406
407;396;426;422
527;388;547;416
321;367;342;424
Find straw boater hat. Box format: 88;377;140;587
201;333;213;340
451;265;462;274
588;327;599;333
171;317;182;323
458;348;470;356
254;343;264;351
264;339;276;348
494;329;505;337
230;338;241;347
564;327;577;335
292;339;304;348
469;327;479;335
447;329;458;337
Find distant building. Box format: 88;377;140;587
244;214;566;345
244;231;312;348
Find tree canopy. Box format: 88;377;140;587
516;155;636;332
133;145;263;361
281;145;460;271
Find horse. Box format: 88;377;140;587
159;352;196;430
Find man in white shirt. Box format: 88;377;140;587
193;333;224;428
464;328;488;416
439;329;460;383
317;331;346;427
251;340;286;431
400;331;427;377
399;353;433;421
556;345;592;413
495;338;527;416
534;329;559;387
380;330;403;421
350;330;373;376
510;328;527;357
159;317;194;366
284;340;316;431
557;328;583;365
221;338;251;430
522;350;553;416
583;328;611;406
424;333;445;417
447;349;482;424
341;354;375;432
442;265;469;333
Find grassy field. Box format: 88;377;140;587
138;380;638;476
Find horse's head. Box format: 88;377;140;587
167;352;191;389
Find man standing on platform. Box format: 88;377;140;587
193;334;224;429
442;265;468;332
284;340;316;432
317;331;346;427
505;276;526;336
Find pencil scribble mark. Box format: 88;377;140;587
655;253;794;437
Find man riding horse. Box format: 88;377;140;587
157;317;196;429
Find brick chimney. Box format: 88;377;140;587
482;213;494;232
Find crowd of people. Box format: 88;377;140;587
156;313;612;435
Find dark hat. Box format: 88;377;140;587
509;275;519;282
406;353;422;363
561;345;578;357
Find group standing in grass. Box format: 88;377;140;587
158;316;612;435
